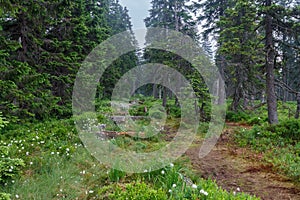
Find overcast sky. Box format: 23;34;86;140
119;0;151;30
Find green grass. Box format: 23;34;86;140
0;116;259;199
3;97;298;199
235;119;300;183
226;100;297;125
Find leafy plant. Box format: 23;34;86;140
235;119;300;183
0;193;11;200
0;146;25;183
226;111;251;122
0;112;8;131
108;182;168;199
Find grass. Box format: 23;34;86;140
0;112;259;200
235;121;300;183
222;100;300;186
226;100;297;125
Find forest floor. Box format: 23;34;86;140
185;122;300;200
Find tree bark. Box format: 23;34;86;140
265;0;278;124
153;84;159;98
295;92;300;119
217;59;226;105
162;87;167;107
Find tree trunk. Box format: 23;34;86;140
162;87;167;107
153;84;159;98
243;95;249;108
265;0;278;124
217;61;226;105
295;92;300;119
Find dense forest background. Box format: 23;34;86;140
0;0;299;124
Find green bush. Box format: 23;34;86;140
266;119;300;141
0;146;25;183
0;112;8;131
235;119;300;183
0;193;11;200
108;182;168;200
226;111;250;122
246;116;267;125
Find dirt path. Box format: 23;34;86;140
185;123;300;200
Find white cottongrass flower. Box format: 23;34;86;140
161;170;165;175
80;170;86;175
237;187;240;192
168;189;172;193
15;195;19;199
89;190;94;193
170;163;174;168
192;184;197;189
200;189;208;196
172;184;176;188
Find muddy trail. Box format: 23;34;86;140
185;123;300;200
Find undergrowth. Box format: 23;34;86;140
0;117;259;199
235;119;300;183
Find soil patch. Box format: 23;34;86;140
185;123;300;200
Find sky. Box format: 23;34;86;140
119;0;151;30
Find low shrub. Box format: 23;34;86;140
226;111;251;122
235;119;300;183
0;146;25;184
0;193;11;200
108;182;168;199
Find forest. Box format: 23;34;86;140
0;0;299;199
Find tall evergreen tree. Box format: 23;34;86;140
99;0;138;98
0;0;113;120
144;0;199;107
218;0;265;111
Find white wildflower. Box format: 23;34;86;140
200;189;208;196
